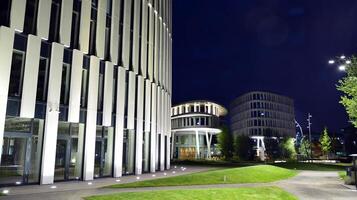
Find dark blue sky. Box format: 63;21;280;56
172;0;357;132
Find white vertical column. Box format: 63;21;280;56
110;0;121;65
153;12;159;82
83;56;100;181
195;130;200;159
79;0;91;53
40;43;64;184
135;76;144;174
157;19;162;85
171;131;175;159
113;67;126;177
10;0;27;32
141;0;148;78
68;50;83;123
20;35;41;118
59;0;73;47
96;0;107;59
37;0;52;40
102;62;114;126
147;3;154;81
127;72;136;130
144;79;151;171
0;27;15;164
160;90;165;171
132;0;141;74
165;93;170;169
205;131;211;159
122;0;133;69
155;86;161;168
150;83;157;172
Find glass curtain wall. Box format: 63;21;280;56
0;118;43;186
94;126;113;178
122;129;135;175
54;122;84;181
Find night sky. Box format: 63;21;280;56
172;0;357;132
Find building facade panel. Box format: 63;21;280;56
40;43;64;184
20;35;41;118
68;50;83;123
37;0;52;40
0;27;15;163
10;0;26;32
59;0;73;47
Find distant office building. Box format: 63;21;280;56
230;91;295;159
171;100;227;160
0;0;172;186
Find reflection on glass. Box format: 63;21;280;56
122;129;135;175
54;122;84;181
94;127;113;177
0;118;43;185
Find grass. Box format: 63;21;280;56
339;171;347;180
108;165;297;188
86;187;297;200
271;162;351;171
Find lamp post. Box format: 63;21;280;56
307;113;312;160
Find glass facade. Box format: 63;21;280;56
0;118;43;186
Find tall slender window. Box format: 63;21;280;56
24;0;39;35
36;57;49;101
81;69;88;107
0;0;11;27
49;0;62;42
8;51;25;97
60;64;71;105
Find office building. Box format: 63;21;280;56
171;100;227;160
0;0;172;186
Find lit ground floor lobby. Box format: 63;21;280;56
0;117;171;186
171;129;220;160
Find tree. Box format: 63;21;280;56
280;137;297;160
233;135;255;161
299;138;311;159
337;56;357;128
217;126;233;160
319;127;332;159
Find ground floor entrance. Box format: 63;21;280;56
0;118;43;186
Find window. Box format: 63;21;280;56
49;0;61;42
71;0;81;49
36;57;49;101
24;0;39;35
97;63;105;111
8;51;25;97
60;63;71;105
81;69;88;107
0;0;11;27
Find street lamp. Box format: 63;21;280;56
328;54;351;72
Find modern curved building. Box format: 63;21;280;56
171;100;227;160
0;0;172;186
230;91;295;158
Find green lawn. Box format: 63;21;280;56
86;187;297;200
108;165;297;188
272;162;350;171
338;171;347;180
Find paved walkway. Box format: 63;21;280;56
276;171;357;200
1;168;357;200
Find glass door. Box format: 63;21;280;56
94;126;113;178
0;136;28;185
0;118;43;186
55;122;84;181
